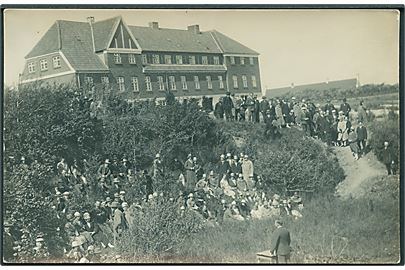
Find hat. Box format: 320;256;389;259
226;153;231;157
119;191;126;195
113;178;120;183
180;206;185;210
56;191;61;196
244;155;248;158
122;158;128;162
71;241;81;247
220;154;225;159
122;202;129;208
63;191;70;196
36;237;44;242
153;192;158;197
188;193;194;197
74;212;81;217
4;220;13;227
292;97;296;100
238;173;243;178
273;194;280;200
110;202;119;208
202;174;207;178
106;197;112;202
230;173;235;177
231;201;237;205
105;159;110;164
187;153;192;158
83;212;91;219
209;171;214;176
114;193;120;198
155;153;160;158
221;199;226;204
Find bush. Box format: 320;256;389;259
116;197;203;259
368;119;400;164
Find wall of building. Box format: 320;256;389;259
224;55;262;96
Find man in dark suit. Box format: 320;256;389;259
381;141;396;175
269;220;291;264
356;121;368;155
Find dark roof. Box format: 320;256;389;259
266;78;358;98
144;64;227;73
129;26;221;53
25;17;259;71
210;30;259;55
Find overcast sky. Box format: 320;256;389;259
4;8;400;89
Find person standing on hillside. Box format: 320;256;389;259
357;100;367;123
269;220;291;264
223;92;234;121
381;141;397;175
356;121;368;156
340;98;352;118
260;96;270;122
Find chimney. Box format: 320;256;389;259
356;73;360;89
56;20;62;50
148;22;159;29
87;16;96;52
291;83;295;89
187;24;200;34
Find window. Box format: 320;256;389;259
249;57;254;65
206;76;212;89
142;54;148;64
101;76;109;86
242;75;248;88
169;76;176;90
175;55;183;65
240;57;245;65
117;77;125;92
189;55;196;65
28;62;35;73
232;75;238;89
53;56;61;69
157;76;165;91
202;56;208;65
218;76;224;89
181;76;187;90
213;56;220;65
152;54;160;64
128;54;136;64
251;75;257;88
194;76;200;90
145;76;152;91
40;59;48;71
85;76;93;85
131;77;139;92
164;55;172;64
114;53;122;64
230;56;235;65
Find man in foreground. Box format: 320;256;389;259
269;220;291;264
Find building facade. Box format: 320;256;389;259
21;16;262;100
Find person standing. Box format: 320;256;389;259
269;220;291;264
3;221;16;262
241;155;254;183
184;154;196;192
340;98;351;118
223;92;234;121
152;153;163;179
357;100;367;123
381;141;397;175
260;96;270;123
214;99;224;119
356;121;368;156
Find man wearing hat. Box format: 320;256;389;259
33;235;50;261
3;220;16;262
339;98;351;118
269;220;291;264
324;99;336;116
241;155;254;183
222;92;234;121
97;159;111;181
184;154;196;193
110;201;127;244
217;154;230;180
260;96;270;122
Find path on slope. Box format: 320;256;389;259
334;146;387;199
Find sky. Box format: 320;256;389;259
3;8;400;89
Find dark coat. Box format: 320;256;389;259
381;147;395;164
270;226;291;256
260;100;270;113
222;96;234;110
217;161;230;176
356;126;368;140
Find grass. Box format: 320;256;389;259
174;177;400;264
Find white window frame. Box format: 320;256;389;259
169;76;176;90
101;76;109;86
189;55;196;65
152;54;160;64
114;53;122;64
85;76;94;85
117;77;125;92
28;62;36;73
128;54;136;64
242;75;248;88
202;56;208;65
142;54;148;65
176;55;183;65
218;76;224;89
145;76;152;91
232;75;238;89
52;56;61;69
206;76;212;89
181;76;187;90
131;77;139;92
194;76;200;90
230;56;235;65
251;75;257;88
157;76;165;91
40;59;48;71
240;57;245;65
164;55;172;64
213;56;220;65
249;57;254;65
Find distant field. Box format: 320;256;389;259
328;93;399;110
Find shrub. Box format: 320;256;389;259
116;197;204;259
368;119;400;164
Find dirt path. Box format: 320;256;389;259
334;146;387;199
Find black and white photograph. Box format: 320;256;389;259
1;6;403;264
